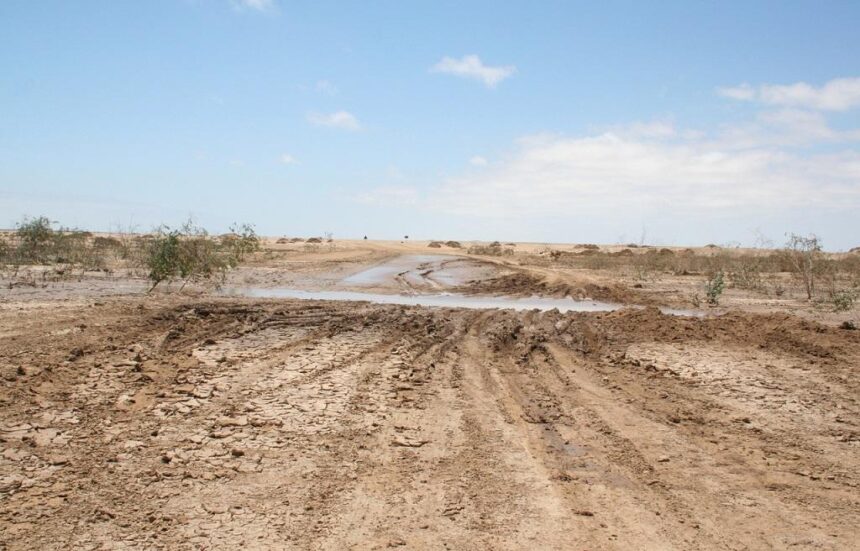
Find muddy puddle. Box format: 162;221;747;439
221;287;704;316
341;254;497;289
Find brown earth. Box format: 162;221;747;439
1;240;859;549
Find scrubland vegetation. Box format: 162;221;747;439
0;216;259;291
539;235;859;311
468;241;515;256
1;215;857;313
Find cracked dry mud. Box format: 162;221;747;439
0;297;858;550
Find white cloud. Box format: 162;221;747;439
430;55;516;88
316;80;338;96
432;134;858;217
717;84;755;101
279;153;298;165
719;77;860;111
712;109;860;150
307;110;361;131
469;156;488;166
358;121;860;220
602;120;678;140
231;0;276;12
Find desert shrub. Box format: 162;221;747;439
144;220;258;292
766;276;787;297
3;217;108;275
146;229;183;290
784;234;823;300
728;259;764;291
15;216;55;263
705;271;725;305
53;230;106;271
428;241;442;248
445;241;462;248
306;237;322;243
92;236;122;250
219;224;260;266
468;242;514;256
830;289;858;312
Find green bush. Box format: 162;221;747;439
831;289;858;312
144;220;259;292
15;216;55;263
705;271;725;305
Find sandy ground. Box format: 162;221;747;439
1;240;858;549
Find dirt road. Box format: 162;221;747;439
1;293;857;549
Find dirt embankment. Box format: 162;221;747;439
1;297;857;549
457;270;652;305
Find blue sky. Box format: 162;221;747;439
2;1;859;249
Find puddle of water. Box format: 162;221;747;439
341;255;464;286
223;287;617;312
221;287;705;316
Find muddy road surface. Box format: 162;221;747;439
1;295;858;550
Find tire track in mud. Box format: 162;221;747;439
566;339;860;549
456;311;677;549
1;299;858;550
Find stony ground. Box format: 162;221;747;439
1;291;858;549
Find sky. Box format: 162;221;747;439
1;0;859;249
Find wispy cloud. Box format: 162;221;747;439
718;77;860;111
307;110;361;131
315;80;338;96
279;153;298;165
430;55;516;88
230;0;276;12
716;109;860;148
469;156;488;166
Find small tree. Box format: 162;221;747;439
785;233;823;300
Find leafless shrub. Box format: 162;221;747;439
783;234;823;300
